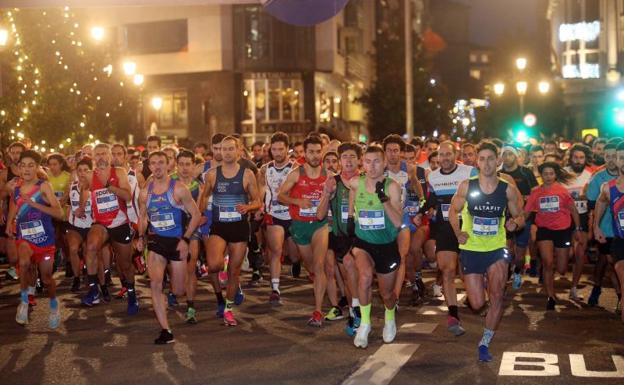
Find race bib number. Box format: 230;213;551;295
95;189;119;213
54;191;64;199
271;199;288;215
20;220;46;241
405;201;420;217
539;196;559;213
472;216;499;236
441;204;451;221
575;200;588;214
150;213;176;231
299;200;319;218
358;210;385;230
341;205;349;223
619;211;624;230
219;206;242;222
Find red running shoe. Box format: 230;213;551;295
307;310;322;327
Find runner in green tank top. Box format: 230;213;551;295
448;141;525;363
318;142;362;328
347;146;403;349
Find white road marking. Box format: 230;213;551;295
341;344;420;385
400;322;438;334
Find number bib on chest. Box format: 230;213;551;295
472;216;499;236
299;200;319;218
341;205;349;223
619;211;624;231
575;200;588;214
150;213;176;231
358;210;386;230
95;189;119;213
219;206;242;222
405;201;420;217
271;200;288;215
20;220;46;241
539;196;560;213
441;204;451;221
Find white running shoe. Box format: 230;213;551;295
432;283;443;298
15;302;28;325
49;306;61;329
354;323;371;349
382;319;397;343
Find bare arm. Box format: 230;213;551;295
408;165;424;200
449;180;468;241
317;173;336;220
384;180;404;228
5;193;16;237
109;167;132;203
177;183;201;238
277;169;305;207
505;184;526;231
239;169;262;213
593;183;610;243
198;170;215;213
256;165;267;213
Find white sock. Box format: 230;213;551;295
271;278;280;293
352;298;360;308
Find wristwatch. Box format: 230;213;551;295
182;236;191;244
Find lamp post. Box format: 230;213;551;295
515;81;528;116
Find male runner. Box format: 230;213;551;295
201;136;261;326
425;140;477;336
256;132;296;305
348;145;403;348
278;134;329;327
449;142;525;362
7;150;64;328
137;150;200;344
81;143;138;315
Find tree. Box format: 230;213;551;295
0;7;136;151
358;1;452;141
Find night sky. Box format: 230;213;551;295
460;0;542;46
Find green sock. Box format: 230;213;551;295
360;303;371;325
385;305;396;322
225;299;234;312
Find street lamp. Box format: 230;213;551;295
90;26;105;42
516;57;527;71
122;60;136;76
0;28;8;47
493;82;505;96
538;81;551;94
133;73;144;86
151;96;163;110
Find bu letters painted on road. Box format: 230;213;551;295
499;352;624;378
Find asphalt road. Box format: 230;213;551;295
1;265;623;385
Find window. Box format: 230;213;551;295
242;76;303;122
481;54;489;63
125;20;188;55
469;53;478;63
560;0;601;79
152;90;188;130
469;69;481;80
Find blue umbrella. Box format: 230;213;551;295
263;0;350;26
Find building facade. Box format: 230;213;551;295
547;0;622;135
81;1;376;146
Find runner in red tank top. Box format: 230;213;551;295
81;143;139;315
278;135;330;327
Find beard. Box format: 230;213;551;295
570;163;585;173
593;155;605;166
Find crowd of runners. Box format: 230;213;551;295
1;130;623;362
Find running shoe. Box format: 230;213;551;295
216;302;225;318
71;277;81;292
49;306;61;329
127;291;139;315
447;316;466;336
223;311;238;326
5;266;19;281
154;329;175;344
81;286;101;307
234;286;245;305
354;323;371;348
546;296;556;311
250;270;262;286
478;345;492;362
512;273;522;290
324;306;344;321
167;292;178;309
415;278;426;297
588;286;601;307
291;262;301;278
15;302;29;325
410;287;424;306
382;319;397;343
28;294;37;307
569;287;583;301
115;286;128;299
432;283;443;298
307;310;323;327
101;286;111;303
104;270;113;286
186;307;197;324
269;290;282;306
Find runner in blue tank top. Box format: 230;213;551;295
201;136;261;327
7;150;64;329
137;151;201;344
